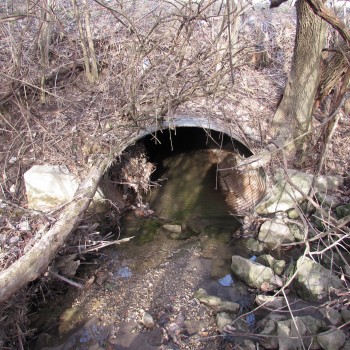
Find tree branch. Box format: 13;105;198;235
306;0;350;46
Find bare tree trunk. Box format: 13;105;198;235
71;0;98;83
214;0;242;72
39;0;51;103
82;0;99;82
271;0;328;158
0;155;113;304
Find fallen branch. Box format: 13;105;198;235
49;271;83;289
0;154;115;304
79;236;134;253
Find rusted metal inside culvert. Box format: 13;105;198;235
119;117;267;215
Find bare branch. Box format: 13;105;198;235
306;0;350;46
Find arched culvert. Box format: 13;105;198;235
108;117;267;219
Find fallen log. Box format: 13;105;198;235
0;155;114;304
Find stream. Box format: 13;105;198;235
30;148;254;350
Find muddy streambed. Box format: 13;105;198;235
29;149;258;350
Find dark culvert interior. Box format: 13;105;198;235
140;127;252;164
120;127;254;239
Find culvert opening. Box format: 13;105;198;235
136;127;250;232
111;126;265;232
106;125;267;241
28;125;268;350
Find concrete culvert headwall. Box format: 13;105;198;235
118;116;267;215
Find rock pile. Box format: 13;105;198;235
193;169;349;350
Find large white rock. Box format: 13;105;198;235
294;257;344;302
258;219;295;250
24;164;104;211
231;255;283;290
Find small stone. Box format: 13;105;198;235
277;316;325;350
9;156;17;164
287;208;300;219
317;328;346;350
193;288;240;313
216;312;232;331
142;312;155;329
236;339;255;350
335;204;350;220
95;271;107;285
258;219;295;250
255;295;285;310
320;307;342;326
341;308;350;323
194;288;221;307
220;301;241;313
18;220;31;231
9;236;20;244
288;223;304;241
315;192;341;209
256;254;286;275
163;224;182;233
240;238;264;253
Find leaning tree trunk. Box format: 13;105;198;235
271;0;328;159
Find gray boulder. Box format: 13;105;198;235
258;219;295;250
317;328;346;350
231;255;283;291
341;340;350;350
259;315;326;350
256;169;343;214
259;314;287;349
277;316;325;350
293;257;344;302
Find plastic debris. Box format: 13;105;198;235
116;266;132;278
250;255;257;262
246;313;256;331
218;274;234;287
